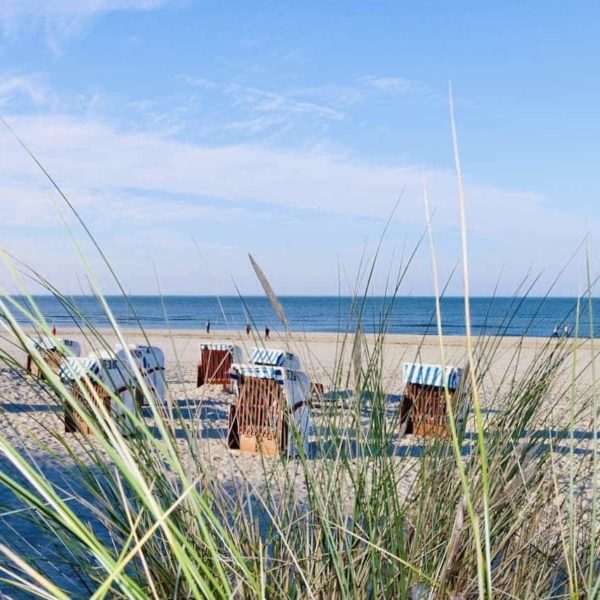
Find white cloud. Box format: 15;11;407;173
0;75;52;109
363;76;416;94
183;76;345;127
0;111;594;295
0;0;167;20
0;0;170;47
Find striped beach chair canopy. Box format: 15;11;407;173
200;343;236;351
60;356;100;383
114;344;166;374
230;364;284;384
250;347;301;370
33;335;58;351
403;362;463;390
28;335;81;355
199;342;242;364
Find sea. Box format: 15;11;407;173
5;295;599;338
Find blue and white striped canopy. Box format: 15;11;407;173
231;365;284;384
60;357;100;382
403;362;462;389
250;347;301;369
200;343;235;351
250;347;285;365
33;336;58;351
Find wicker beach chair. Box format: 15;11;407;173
115;344;166;408
60;353;137;436
26;336;81;380
401;362;467;438
197;343;242;392
229;351;311;457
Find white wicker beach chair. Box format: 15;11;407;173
60;352;137;436
114;344;167;406
229;356;311;458
26;335;82;379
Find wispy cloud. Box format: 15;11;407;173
183;76;345;133
0;0;168;21
0;0;171;49
362;76;417;94
1;112;591;251
0;75;53;109
0;77;591;294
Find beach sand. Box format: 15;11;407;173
0;328;596;595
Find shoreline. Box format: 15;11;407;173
19;326;581;349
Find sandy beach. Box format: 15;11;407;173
0;327;594;477
0;327;597;596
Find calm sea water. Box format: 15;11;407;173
7;295;599;338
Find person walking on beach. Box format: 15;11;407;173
265;326;270;340
245;323;251;336
552;324;559;338
206;320;211;334
563;325;570;338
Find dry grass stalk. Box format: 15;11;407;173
248;253;289;330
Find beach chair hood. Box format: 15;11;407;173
28;335;81;357
403;362;462;390
200;343;242;363
250;347;301;370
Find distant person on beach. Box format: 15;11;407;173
246;323;251;336
563;325;570;338
206;320;211;334
265;326;270;340
552;325;559;338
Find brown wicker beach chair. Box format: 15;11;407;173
197;343;241;392
235;376;287;455
401;362;467;438
228;358;311;457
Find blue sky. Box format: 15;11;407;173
0;1;599;296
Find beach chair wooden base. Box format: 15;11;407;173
413;418;451;439
402;383;454;439
26;350;62;381
239;434;281;456
64;384;111;436
235;376;288;456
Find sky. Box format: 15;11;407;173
0;1;599;296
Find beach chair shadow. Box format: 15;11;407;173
1;403;60;414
